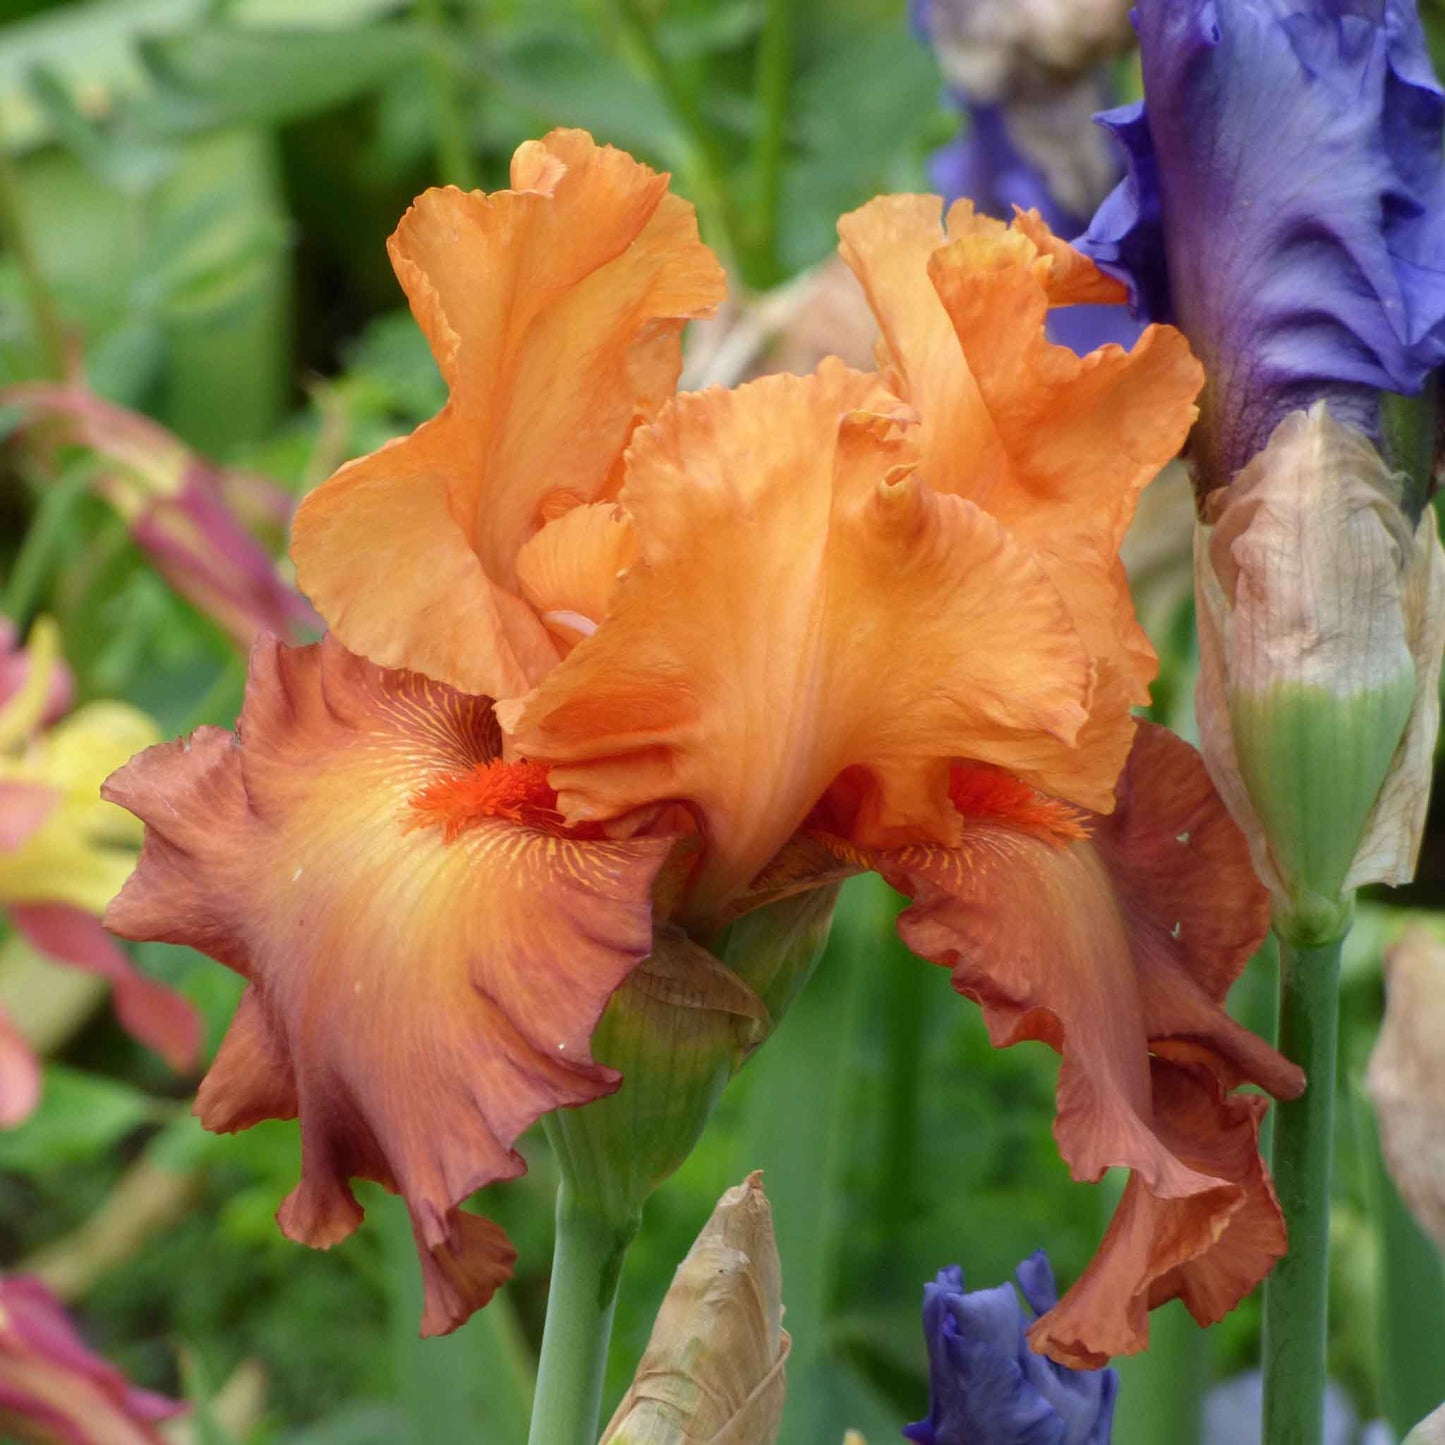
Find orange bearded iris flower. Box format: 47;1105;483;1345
103;130;1303;1364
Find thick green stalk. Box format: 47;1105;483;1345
1260;933;1343;1445
527;1175;640;1445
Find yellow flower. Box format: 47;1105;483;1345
0;617;198;1124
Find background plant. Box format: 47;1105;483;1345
1;1;1444;1441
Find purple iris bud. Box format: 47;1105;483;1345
1078;0;1445;490
903;1255;1119;1445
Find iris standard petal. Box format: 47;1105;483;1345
839;198;1202;708
103;634;675;1335
291;129;725;700
502;361;1103;920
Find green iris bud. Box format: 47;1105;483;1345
1194;404;1445;945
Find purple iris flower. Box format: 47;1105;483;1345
903;1255;1119;1445
913;1;1143;354
1078;0;1445;489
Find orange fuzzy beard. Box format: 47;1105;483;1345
948;763;1090;845
408;759;581;841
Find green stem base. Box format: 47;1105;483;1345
1261;933;1343;1445
527;1180;640;1445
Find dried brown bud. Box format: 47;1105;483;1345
600;1173;789;1444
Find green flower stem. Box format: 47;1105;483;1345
527;1168;640;1445
1261;932;1343;1445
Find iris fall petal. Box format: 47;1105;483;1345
873;723;1301;1365
103;634;676;1334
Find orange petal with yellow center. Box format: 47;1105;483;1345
838;197;1203;706
503;361;1114;920
873;723;1301;1364
103;634;674;1335
292;130;725;699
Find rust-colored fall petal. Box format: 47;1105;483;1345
1030;1058;1283;1369
292;130;725;700
873;723;1300;1365
103;634;674;1335
504;361;1113;919
838;197;1202;706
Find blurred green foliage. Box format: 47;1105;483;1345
1;1;1443;1441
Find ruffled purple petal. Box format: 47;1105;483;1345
1078;0;1445;484
927;100;1145;356
930;103;1088;237
904;1259;1118;1445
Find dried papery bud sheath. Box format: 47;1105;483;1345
1367;927;1445;1252
546;929;770;1224
1407;1402;1445;1444
1194;404;1445;943
600;1173;788;1445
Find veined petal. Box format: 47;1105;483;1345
503;362;1101;918
292;130;725;700
1079;0;1445;488
874;723;1301;1364
515;502;638;652
839;197;1202;705
103;634;674;1334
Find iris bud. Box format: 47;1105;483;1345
545;929;768;1226
1194;404;1445;944
904;1254;1118;1445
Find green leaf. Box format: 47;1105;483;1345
138;23;431;132
724;875;905;1442
0;1066;157;1174
371;1187;535;1444
1357;1086;1445;1438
